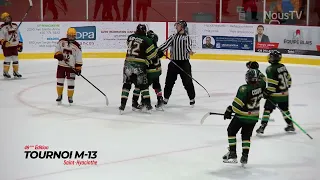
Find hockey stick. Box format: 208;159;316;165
65;62;109;106
267;99;313;139
8;0;33;41
200;112;275;125
165;55;211;97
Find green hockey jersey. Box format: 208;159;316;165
126;34;157;65
232;80;266;123
266;63;292;102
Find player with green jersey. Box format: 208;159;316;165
132;30;164;110
119;24;158;113
256;50;294;134
246;61;267;85
223;69;266;166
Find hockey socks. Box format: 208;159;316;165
56;79;64;97
282;110;293;125
132;87;140;103
154;88;162;98
242;140;250;155
3;61;10;73
12;61;19;73
121;88;130;105
228;136;236;152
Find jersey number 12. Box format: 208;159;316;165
127;40;140;56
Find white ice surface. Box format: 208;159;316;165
0;59;319;180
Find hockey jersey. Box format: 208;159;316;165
232;80;266;123
0;23;20;47
54;38;82;68
266;63;292;102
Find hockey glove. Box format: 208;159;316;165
1;40;10;48
54;52;64;61
17;42;23;52
263;89;272;99
224;105;233;120
157;50;164;58
75;64;82;76
75;69;81;76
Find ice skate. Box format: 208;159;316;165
284;124;295;133
190;99;195;108
56;95;62;105
222;149;238;163
68;97;73;105
256;124;266;135
141;103;152;114
13;71;22;78
163;98;169;106
132;101;141;111
155;96;164;111
119;104;125;114
240;154;248;167
3;72;11;79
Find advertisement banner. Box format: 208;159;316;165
18;22;165;52
254;24;320;56
201;36;253;51
168;23;255;51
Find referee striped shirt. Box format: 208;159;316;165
158;33;192;61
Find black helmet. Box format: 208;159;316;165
246;61;259;69
268;50;282;64
176;20;187;29
135;24;147;35
147;30;158;43
245;69;259;84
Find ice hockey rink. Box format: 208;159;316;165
1;58;320;180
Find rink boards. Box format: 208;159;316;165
1;52;319;66
0;21;320;65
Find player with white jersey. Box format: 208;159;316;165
0;12;23;79
54;27;83;105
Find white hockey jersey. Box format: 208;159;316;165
54;38;82;68
0;23;20;47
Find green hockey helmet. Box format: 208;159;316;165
147;30;158;44
268;50;282;64
245;69;259;84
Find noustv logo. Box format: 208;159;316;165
72;26;96;40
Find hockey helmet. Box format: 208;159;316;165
268;50;282;64
67;27;77;41
1;12;11;23
147;30;158;43
245;69;259;84
175;20;188;34
246;61;259;69
135;24;147;35
175;20;187;29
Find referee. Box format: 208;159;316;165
157;20;196;106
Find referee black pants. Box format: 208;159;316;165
164;60;195;100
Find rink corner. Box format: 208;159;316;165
0;53;319;66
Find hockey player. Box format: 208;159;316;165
256;51;294;134
0;12;23;78
223;69;266;165
246;61;267;85
119;24;158;113
54;27;82;105
132;30;164;110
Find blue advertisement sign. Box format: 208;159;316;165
202;35;254;51
72;26;96;41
